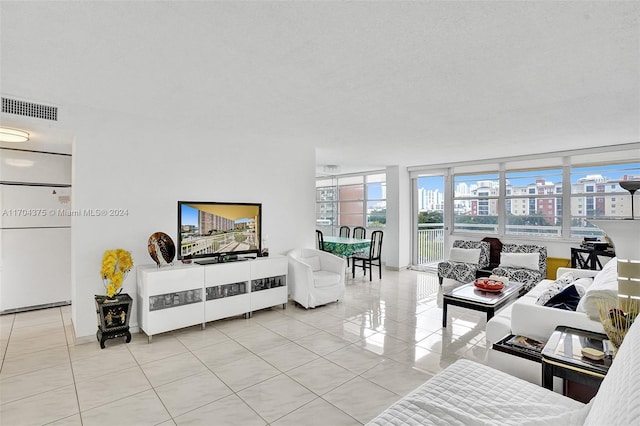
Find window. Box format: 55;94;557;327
316;178;337;229
315;172;386;235
453;173;499;233
366;174;386;227
505;168;562;237
337;175;365;227
447;160;639;240
570;163;640;238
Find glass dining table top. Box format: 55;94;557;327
323;236;370;257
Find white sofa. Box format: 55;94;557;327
486;258;617;384
287;248;346;308
368;312;640;425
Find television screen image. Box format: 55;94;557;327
177;201;261;261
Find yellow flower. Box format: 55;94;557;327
101;248;133;298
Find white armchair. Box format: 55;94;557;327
287;248;346;309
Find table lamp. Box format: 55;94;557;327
619;180;640;219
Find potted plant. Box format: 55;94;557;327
95;248;134;349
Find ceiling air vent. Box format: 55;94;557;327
1;97;58;121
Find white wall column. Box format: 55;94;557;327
385;165;411;270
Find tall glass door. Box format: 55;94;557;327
413;174;446;269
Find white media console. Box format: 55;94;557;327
137;255;288;342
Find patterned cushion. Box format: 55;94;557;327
536;272;576;305
492;244;547;291
438;261;480;284
437;240;490;283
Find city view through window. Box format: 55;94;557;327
316;173;386;236
417;163;640;239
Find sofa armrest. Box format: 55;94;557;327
556;267;599;280
287;257;315;301
317;250;347;274
511;297;604;342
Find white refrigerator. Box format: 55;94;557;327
0;149;72;313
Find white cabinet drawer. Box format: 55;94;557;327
145;302;204;335
205;294;250;322
204;262;250;286
250;256;287;279
251;286;288;312
139;266;203;295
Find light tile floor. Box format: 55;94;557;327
0;269;491;425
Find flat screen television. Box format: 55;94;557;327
177;201;262;263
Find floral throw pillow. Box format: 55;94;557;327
535;272;576;305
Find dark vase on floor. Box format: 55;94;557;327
95;293;132;349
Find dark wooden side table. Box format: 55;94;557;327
541;326;612;401
570;247;615;270
95;293;133;349
493;334;544;364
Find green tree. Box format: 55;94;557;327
418;211;443;223
455;215;498;225
368;209;386;225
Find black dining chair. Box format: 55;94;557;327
353;226;366;239
338;226;351;265
351;230;383;281
316;230;325;251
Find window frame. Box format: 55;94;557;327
447;160;639;241
315;170;386;235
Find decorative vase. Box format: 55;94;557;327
95;293;133;349
148;232;176;266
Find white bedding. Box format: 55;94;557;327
367;359;587;426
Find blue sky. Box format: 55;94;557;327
181;205;198;227
418;163;639;193
180;204;252;228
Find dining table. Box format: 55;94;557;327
322;236;370;257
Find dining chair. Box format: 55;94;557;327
316;230;325;251
338;226;351;265
351;230;383;281
353;226;366;239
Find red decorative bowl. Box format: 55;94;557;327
474;278;505;292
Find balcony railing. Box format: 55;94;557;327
416;222;604;266
417;224;445;265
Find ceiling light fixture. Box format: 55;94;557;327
0;127;30;143
5;158;35;167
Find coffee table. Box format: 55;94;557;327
442;280;524;327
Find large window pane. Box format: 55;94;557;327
366;173;386;199
570;162;640;237
367;201;386;227
316;172;386;235
316;179;337;231
505;169;562;237
453;173;499;233
340;201;364;226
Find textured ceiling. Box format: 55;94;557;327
1;1;638;173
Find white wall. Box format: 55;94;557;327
385;166;412;270
70;107;316;339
